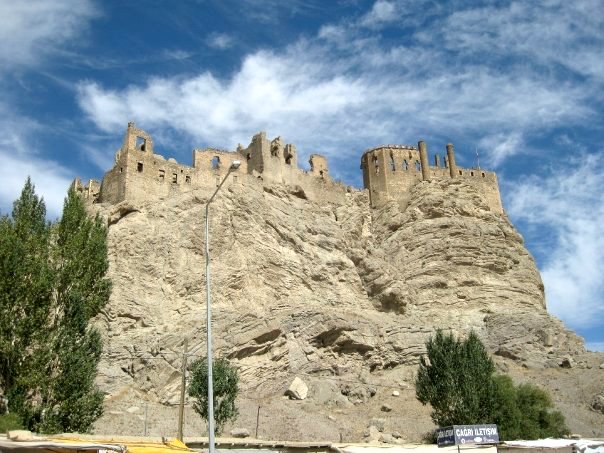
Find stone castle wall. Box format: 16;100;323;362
360;143;503;213
75;123;348;206
74;123;503;214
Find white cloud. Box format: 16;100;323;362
360;0;397;28
76;36;592;168
441;1;604;82
506;154;604;330
206;33;234;50
0;108;72;218
0;0;98;69
478;132;524;168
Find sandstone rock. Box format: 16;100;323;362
380;433;400;445
369;418;386;432
87;174;599;440
392;391;400;397
591;394;604;415
364;425;381;443
381;404;392;412
560;357;574;368
286;377;308;400
230;428;250;438
7;431;35;441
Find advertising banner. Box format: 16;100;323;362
436;425;499;447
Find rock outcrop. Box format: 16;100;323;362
90;177;602;441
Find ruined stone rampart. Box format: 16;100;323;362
74;123;503;214
74;123;347;206
360;142;503;213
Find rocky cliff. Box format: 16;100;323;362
91;177;604;441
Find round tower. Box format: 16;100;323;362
446;143;457;178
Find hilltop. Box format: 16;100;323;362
78;124;604;441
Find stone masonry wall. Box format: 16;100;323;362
361;143;503;213
76;123;503;214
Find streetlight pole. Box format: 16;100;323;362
205;160;240;453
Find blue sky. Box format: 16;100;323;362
1;0;603;351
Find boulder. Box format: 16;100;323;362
286;377;309;400
230;428;250;438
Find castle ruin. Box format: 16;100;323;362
74;123;503;214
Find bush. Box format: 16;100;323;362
492;375;569;439
0;413;24;433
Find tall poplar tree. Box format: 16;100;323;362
0;180;110;433
0;179;53;424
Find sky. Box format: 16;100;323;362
0;0;603;351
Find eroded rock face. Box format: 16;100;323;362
91;178;599;440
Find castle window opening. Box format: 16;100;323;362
390;152;395;171
159;169;165;180
459;170;463;175
211;156;220;169
172;173;177;183
271;143;279;157
185;175;191;183
471;171;474;176
135;136;147;151
120;167;123;173
409;151;413;159
247;152;251;160
415;160;421;171
403;159;408;171
482;172;486;177
180;169;184;173
286;155;292;165
137;162;143;172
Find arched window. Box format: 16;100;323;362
403;159;408;170
390;152;395;171
211;156;220;169
415;160;421;171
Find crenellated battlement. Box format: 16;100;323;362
74;123;342;206
74;124;503;214
360;141;502;213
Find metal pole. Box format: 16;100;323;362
205;201;216;452
144;403;148;436
177;338;188;441
205;162;240;453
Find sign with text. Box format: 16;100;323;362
436;424;499;447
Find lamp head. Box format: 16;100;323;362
230;160;241;170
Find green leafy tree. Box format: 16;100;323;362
415;330;569;440
0;178;53;420
415;330;495;427
37;187;110;432
188;357;239;434
0;181;110;433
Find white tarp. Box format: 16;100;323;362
336;444;498;453
0;439;125;452
503;440;604;453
